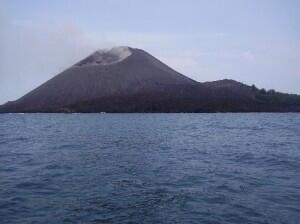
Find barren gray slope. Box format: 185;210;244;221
1;47;299;113
3;47;197;111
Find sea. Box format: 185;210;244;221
0;113;300;224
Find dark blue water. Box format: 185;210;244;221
0;114;300;224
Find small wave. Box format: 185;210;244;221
15;182;46;190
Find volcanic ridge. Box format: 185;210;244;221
1;46;300;113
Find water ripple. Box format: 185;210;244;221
0;113;299;224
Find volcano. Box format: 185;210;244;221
0;46;300;113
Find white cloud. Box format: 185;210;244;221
241;50;255;62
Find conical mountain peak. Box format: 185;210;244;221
1;46;299;113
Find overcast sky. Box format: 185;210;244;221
0;0;299;104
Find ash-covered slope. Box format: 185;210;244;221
0;46;198;112
0;46;300;113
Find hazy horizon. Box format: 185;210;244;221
0;0;299;104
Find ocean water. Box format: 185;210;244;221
0;113;300;224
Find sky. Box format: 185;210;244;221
0;0;299;104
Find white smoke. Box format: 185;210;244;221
92;46;132;66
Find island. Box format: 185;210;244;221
1;46;300;113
